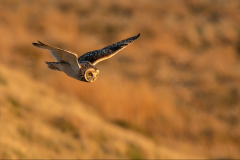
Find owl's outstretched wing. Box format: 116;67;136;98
78;33;140;65
32;41;81;71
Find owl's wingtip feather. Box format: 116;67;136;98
32;40;44;46
32;42;40;47
134;33;140;39
37;41;44;45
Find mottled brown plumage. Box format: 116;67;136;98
32;33;140;82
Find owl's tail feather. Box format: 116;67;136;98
45;61;61;71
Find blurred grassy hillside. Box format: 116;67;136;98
0;0;240;158
0;63;188;159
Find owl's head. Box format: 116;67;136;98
84;68;99;83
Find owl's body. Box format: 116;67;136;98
32;33;140;82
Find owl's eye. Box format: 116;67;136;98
89;73;93;76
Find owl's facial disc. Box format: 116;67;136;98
85;68;99;82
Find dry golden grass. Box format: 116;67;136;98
0;64;191;159
0;0;240;158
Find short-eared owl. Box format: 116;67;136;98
32;33;140;82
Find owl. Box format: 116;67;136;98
32;33;140;82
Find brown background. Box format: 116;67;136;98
0;0;240;159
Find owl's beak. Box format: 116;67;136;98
92;70;99;82
96;70;99;76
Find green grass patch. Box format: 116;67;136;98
126;143;143;159
18;126;32;141
12;148;25;158
8;97;21;108
49;117;79;139
0;74;7;85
